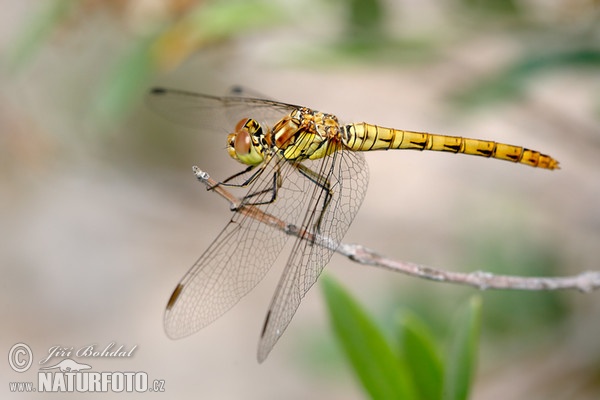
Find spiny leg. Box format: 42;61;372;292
296;163;334;234
240;167;282;207
209;164;259;191
211;155;284;209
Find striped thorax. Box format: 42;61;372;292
227;108;342;166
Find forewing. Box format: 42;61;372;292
257;147;369;362
164;158;300;339
147;87;300;134
164;137;342;339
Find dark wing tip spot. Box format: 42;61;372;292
150;87;167;95
166;284;184;310
260;310;272;338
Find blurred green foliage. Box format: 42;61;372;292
302;228;572;398
443;296;482;400
322;274;418;400
7;0;599;122
397;312;444;400
460;0;519;15
469;235;568;338
7;0;285;124
6;0;74;72
322;275;482;400
453;48;600;108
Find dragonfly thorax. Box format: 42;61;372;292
228;108;344;166
271;108;341;162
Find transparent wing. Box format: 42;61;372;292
164;156;301;338
147;87;301;133
164;140;359;340
227;85;276;100
157;88;370;360
257;146;369;362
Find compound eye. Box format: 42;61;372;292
234;128;251;156
235;118;251;133
228;118;264;165
232;118;253;156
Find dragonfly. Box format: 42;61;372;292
148;87;559;362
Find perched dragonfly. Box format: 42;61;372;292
148;87;559;362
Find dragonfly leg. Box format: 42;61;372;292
209;165;259;190
239;168;282;207
211;157;283;209
296;163;333;234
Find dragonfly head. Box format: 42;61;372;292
227;118;266;166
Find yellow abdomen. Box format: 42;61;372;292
343;123;559;170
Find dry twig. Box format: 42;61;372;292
193;166;600;293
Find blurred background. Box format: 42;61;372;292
1;0;599;398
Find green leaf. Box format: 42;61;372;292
93;36;156;122
321;275;416;400
397;311;444;400
443;296;482;400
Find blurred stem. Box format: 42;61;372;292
7;0;75;72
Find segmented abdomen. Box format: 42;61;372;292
343;123;559;170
